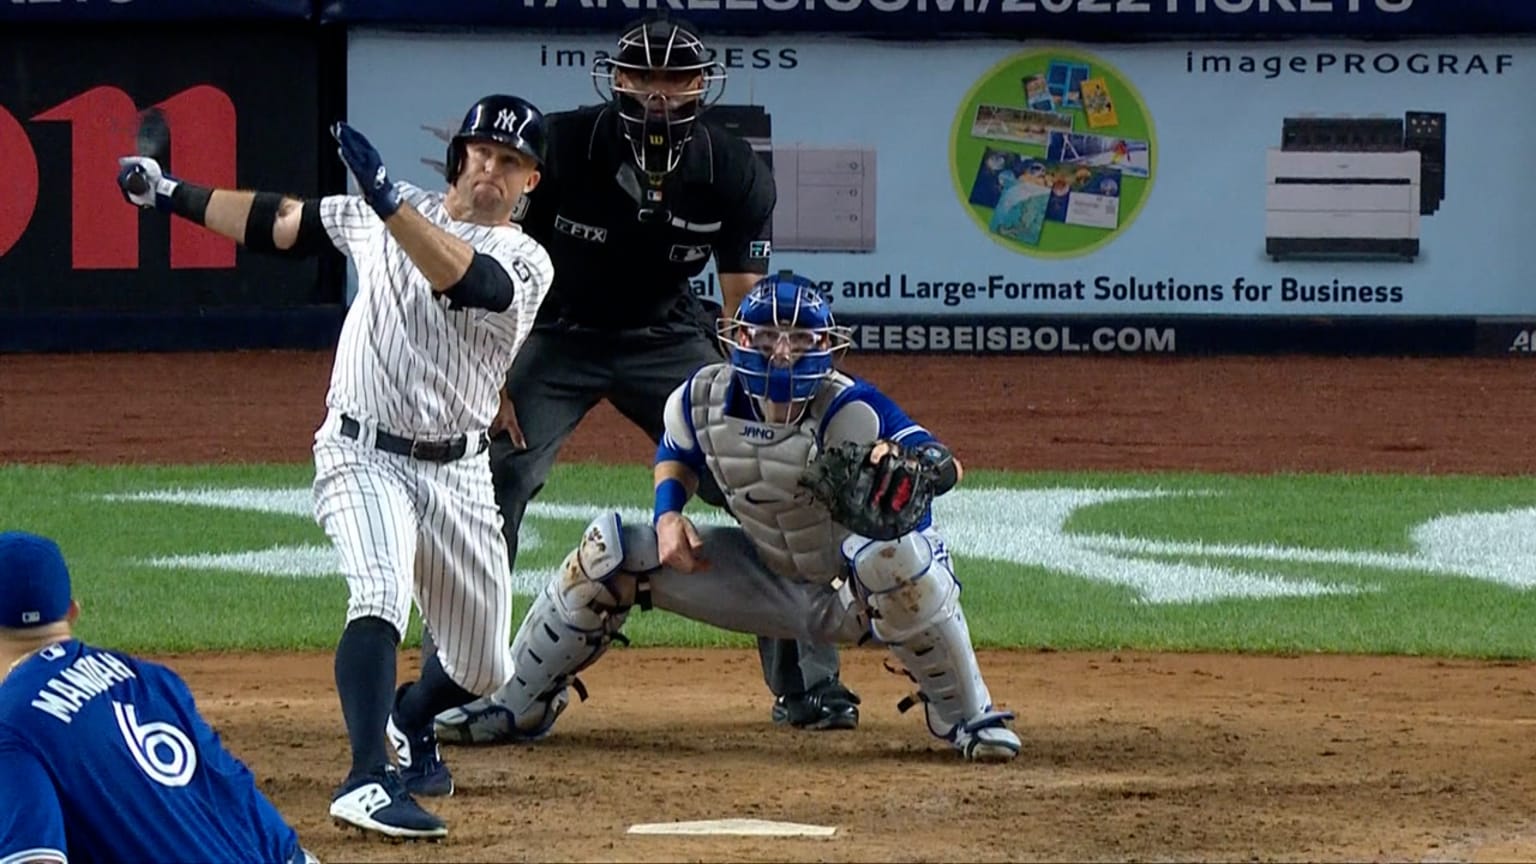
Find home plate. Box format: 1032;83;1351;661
627;818;837;838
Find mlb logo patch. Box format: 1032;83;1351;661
22;611;40;624
749;240;771;259
669;243;712;263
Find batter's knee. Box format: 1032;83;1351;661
345;576;413;640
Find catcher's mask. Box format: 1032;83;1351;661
718;271;852;423
592;15;725;178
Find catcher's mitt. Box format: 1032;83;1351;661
800;440;937;541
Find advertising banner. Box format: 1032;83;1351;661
0;0;310;23
346;32;1536;325
0;27;329;319
323;0;1536;38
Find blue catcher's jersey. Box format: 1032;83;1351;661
0;640;301;864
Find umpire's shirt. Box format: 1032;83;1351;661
519;104;775;332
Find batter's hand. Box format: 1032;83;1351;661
330;121;402;219
116;156;179;212
656;512;709;573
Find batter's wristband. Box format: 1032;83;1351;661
653;478;688;526
169;182;213;225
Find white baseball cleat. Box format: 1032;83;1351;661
953;711;1021;763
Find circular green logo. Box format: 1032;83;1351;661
951;49;1156;259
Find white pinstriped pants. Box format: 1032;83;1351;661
311;411;513;696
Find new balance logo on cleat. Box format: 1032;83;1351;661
329;767;447;840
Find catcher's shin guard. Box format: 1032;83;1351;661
435;513;658;744
844;532;1020;762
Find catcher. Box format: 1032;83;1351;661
435;270;1019;762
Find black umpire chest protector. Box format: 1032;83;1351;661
525;105;770;330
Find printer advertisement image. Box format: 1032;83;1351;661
1265;112;1447;262
345;33;1534;319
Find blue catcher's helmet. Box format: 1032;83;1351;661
718;271;852;422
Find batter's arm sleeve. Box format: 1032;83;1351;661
0;742;67;864
477;231;555;320
711;146;775;276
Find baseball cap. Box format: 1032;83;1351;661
0;531;72;629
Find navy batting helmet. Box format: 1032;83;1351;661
444;94;547;183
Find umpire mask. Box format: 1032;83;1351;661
592;15;725;180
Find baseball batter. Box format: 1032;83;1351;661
117;94;555;839
0;531;316;864
437;272;1021;762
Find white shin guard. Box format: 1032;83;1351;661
844;532;1013;745
496;512;657;734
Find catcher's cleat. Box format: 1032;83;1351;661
435;687;571;745
771;677;861;731
329;766;447;840
952;710;1021;763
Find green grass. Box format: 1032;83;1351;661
5;463;1536;658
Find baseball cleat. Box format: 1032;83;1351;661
771;678;861;731
329;767;447;840
387;694;454;797
435;688;570;745
953;711;1021;763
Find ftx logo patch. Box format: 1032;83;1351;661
749;240;771;259
555;216;608;243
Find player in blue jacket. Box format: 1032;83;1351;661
0;531;316;864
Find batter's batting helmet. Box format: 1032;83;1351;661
444;94;547;183
592;14;725;176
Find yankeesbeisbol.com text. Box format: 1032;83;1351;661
853;324;1176;353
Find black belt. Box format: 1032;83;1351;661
339;414;487;463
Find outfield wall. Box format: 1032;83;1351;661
3;1;1534;355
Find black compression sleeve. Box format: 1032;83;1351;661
169;183;213;225
443;253;515;312
243;196;331;258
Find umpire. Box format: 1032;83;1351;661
496;14;857;732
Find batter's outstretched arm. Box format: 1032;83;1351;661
116;156;333;258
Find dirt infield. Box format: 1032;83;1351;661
7;351;1536;862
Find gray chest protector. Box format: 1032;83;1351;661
688;365;851;584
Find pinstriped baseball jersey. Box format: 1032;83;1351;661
311;180;554;695
320;181;553;437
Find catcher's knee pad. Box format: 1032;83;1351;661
496;513;659;726
843;532;954;644
844;532;1004;744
